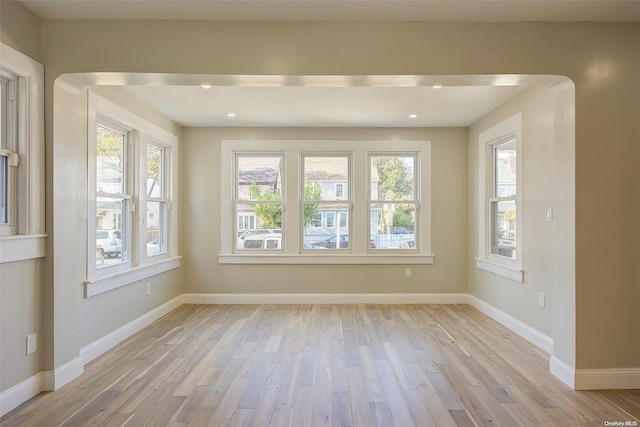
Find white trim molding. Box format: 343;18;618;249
550;356;576;389
0;372;44;417
80;295;183;364
40;357;84;392
0;234;46;263
468;295;553;354
550;357;640;390
182;292;468;305
575;368;640;390
218;254;434;265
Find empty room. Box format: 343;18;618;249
0;0;638;425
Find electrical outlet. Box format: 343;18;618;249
146;282;151;296
405;268;412;278
26;334;37;355
538;292;546;308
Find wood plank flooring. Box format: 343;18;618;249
2;304;639;426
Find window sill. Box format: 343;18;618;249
0;234;47;263
475;257;524;282
84;256;181;297
218;254;434;265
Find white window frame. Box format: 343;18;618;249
219;140;433;265
302;153;352;252
0;43;46;264
145;140;170;257
85;93;180;297
368;153;419;254
233;152;285;252
476;113;524;282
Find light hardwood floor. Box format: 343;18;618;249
2;304;639;426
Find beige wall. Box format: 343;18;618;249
183;127;468;294
0;0;44;395
51;82;185;359
468;86;556;337
38;20;640;373
0;15;635;397
0;1;41;62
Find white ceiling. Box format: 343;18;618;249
28;1;622;128
18;0;640;22
123;84;528;128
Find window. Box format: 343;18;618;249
369;155;417;251
0;71;17;234
0;43;45;263
86;93;179;296
220;140;432;264
146;142;169;257
477;113;523;281
303;155;350;250
234;155;284;251
95;120;132;267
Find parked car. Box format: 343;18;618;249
237;229;281;249
147;239;161;255
311;234;349;249
383;239;415;249
391;227;411;234
96;229;122;258
242;234;282;250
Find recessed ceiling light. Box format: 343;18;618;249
409;114;418;119
432;84;443;89
200;84;211;89
227;112;237;118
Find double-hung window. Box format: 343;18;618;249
0;71;18;234
477;113;523;281
220;140;432;264
369;155;417;251
95;119;132;267
303;155;350;250
234;154;284;251
145;142;169;257
86;93;179;296
0;43;45;263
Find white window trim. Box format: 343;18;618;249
0;43;46;263
220;140;432;265
85;93;180;296
476;112;524;282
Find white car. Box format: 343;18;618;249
96;229;122;258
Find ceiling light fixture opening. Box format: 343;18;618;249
227;112;237;118
409;114;418;119
200;84;212;89
432;84;443;89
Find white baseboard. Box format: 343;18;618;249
182;292;469;305
40;357;84;392
80;295;184;365
550;355;575;389
575;368;640;390
1;296;183;418
0;372;44;417
468;295;554;354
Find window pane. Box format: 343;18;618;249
236;203;282;250
491;200;516;259
237;156;282;201
146;200;166;256
370;202;416;250
97;125;125;194
495;141;516;198
303;156;348;201
96;197;128;267
371;156;415;201
303;202;349;250
147;144;163;198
